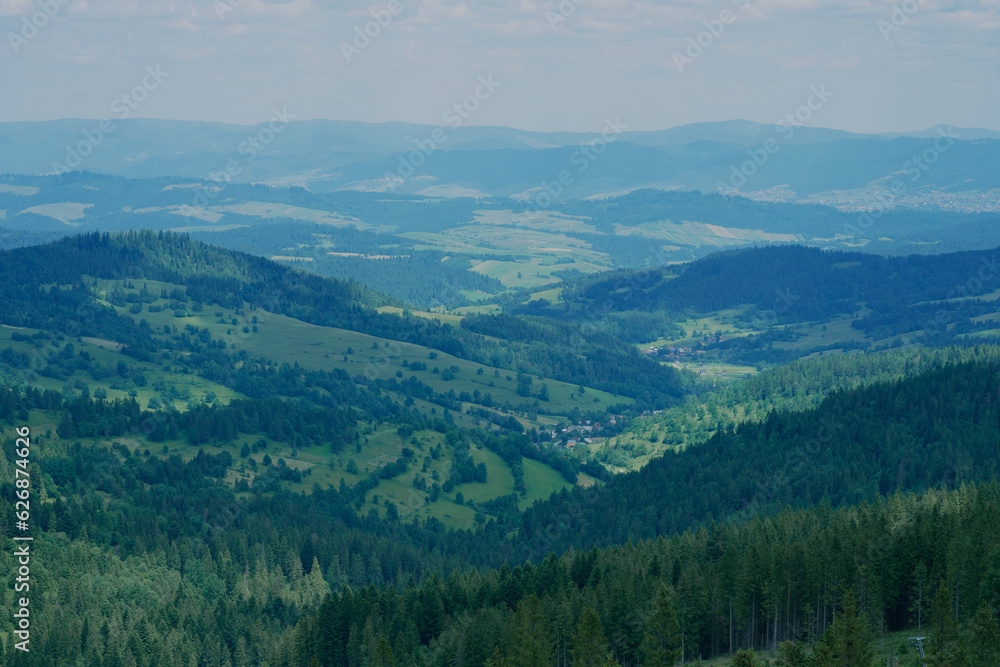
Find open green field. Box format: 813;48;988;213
526;286;565;304
352;428;571;530
518;458;574;509
454;447;516;502
468;258;605;290
21;201;91;224
450;303;502;315
772;317;870;351
674;362;758;379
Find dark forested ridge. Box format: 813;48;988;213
290;482;1000;666
538;243;1000;366
559;244;1000;323
519;359;1000;553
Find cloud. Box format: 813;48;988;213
1;0;996;132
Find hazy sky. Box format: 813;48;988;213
1;0;998;133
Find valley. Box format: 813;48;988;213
2;138;1000;667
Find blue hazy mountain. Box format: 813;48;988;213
1;118;997;203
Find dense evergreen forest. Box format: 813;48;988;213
557;244;1000;325
5;227;1000;666
291;482;1000;666
535;243;1000;365
5;424;1000;665
519;359;1000;554
604;345;1000;462
5;351;1000;664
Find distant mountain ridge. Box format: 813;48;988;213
2;118;998;207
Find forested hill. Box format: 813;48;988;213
290;481;1000;666
0;231;686;405
0;231;402;347
517;358;1000;555
1;229;397;324
556;244;1000;324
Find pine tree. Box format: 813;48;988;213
506;594;555;667
926;584;967;666
981;547;1000;609
371;635;395;667
966;602;1000;667
641;585;682;666
572;607;612;667
911;561;929;632
812;590;875;667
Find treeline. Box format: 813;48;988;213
0;172;485;235
0;381;359;455
519;359;1000;555
0;226;64;250
287;481;1000;665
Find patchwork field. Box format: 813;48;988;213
2;277;619;529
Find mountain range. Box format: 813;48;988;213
3;118;998;208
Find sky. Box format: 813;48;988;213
1;0;998;134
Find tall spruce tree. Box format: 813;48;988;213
506;594;555;667
641;585;682;666
926;584;967;666
812;590;875;667
966;602;1000;667
572;606;612;667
